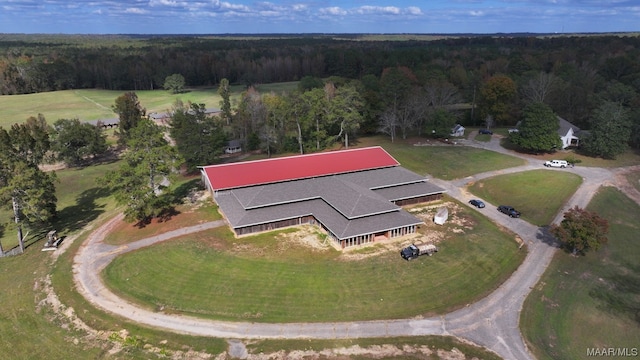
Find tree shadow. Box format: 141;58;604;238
536;226;562;248
131;179;202;228
54;187;110;235
170;178;203;205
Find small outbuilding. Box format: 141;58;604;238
224;139;242;154
451;124;465;137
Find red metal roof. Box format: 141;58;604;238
202;146;399;190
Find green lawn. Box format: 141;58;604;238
521;187;640;360
357;136;526;180
103;204;525;323
469;169;583;226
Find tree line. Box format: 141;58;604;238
1;34;639;144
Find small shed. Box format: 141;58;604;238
225;140;242;154
451;124;465;137
434;207;448;225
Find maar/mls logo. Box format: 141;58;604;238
586;347;638;357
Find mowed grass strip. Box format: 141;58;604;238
356;136;526;180
103;208;525;323
469;169;582;226
521;187;640;360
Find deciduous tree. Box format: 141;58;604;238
480;74;517;125
163;73;185;94
551;206;609;255
327;84;364;149
50;118;107;167
520;72;557;104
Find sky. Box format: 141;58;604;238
0;0;638;35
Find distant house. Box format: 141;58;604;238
224;139;242;154
558;117;581;149
451;124;465;137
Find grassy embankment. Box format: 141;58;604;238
521;187;640;360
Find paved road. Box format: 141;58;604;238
72;136;619;360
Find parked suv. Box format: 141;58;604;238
498;205;521;218
544;159;568;168
478;129;493;135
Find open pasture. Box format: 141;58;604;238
521;187;640;359
0;82;298;127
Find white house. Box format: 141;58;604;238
558;117;581;149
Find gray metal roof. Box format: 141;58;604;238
373;181;445;201
557;116;581;136
214;166;445;240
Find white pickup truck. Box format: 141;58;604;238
544;159;569;168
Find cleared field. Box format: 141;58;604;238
103;200;526;323
0;82;298;126
521;187;640;360
469;169;583;226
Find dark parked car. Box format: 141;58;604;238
479;129;493;135
498;205;521;218
469;199;485;208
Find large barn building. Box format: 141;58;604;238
200;147;445;249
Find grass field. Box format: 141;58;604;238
521;187;640;360
468;170;583;226
0;82;298;127
357;136;526;180
103;199;525;323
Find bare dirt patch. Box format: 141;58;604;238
244;343;477;360
613;166;640;205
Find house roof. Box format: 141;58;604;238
201;146;399;191
557;116;581;136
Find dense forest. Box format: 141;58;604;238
1;33;639;151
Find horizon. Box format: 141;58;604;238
1;1;638;35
